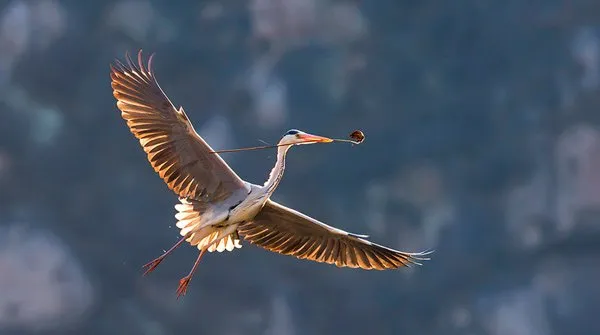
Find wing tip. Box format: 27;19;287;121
402;248;435;267
110;49;156;76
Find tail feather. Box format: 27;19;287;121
175;198;242;253
175;198;208;237
191;229;242;252
209;233;242;252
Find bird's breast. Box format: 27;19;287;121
227;191;267;223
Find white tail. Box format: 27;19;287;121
174;198;242;252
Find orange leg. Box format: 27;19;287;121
142;236;188;276
176;249;207;299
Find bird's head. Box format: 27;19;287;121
278;129;333;146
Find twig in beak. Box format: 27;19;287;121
209;130;365;154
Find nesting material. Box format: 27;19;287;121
349;130;365;143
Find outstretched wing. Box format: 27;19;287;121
238;200;432;270
110;51;249;201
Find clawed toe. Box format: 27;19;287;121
142;258;163;276
176;277;191;299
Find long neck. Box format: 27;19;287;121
263;145;290;196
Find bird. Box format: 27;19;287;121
110;51;432;298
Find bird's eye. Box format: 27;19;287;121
286;129;299;135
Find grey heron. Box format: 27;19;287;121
110;51;432;298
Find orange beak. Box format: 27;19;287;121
297;133;334;143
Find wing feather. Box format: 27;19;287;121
110;50;248;201
238;200;433;270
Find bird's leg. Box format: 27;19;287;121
142;235;188;276
176;248;206;299
175;227;235;298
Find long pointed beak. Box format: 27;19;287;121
297;133;334;143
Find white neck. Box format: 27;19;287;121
262;144;291;196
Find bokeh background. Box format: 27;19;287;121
1;0;600;334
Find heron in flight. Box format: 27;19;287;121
110;51;431;298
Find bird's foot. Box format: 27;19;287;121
142;257;163;276
176;276;191;299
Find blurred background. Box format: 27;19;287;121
0;0;600;334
